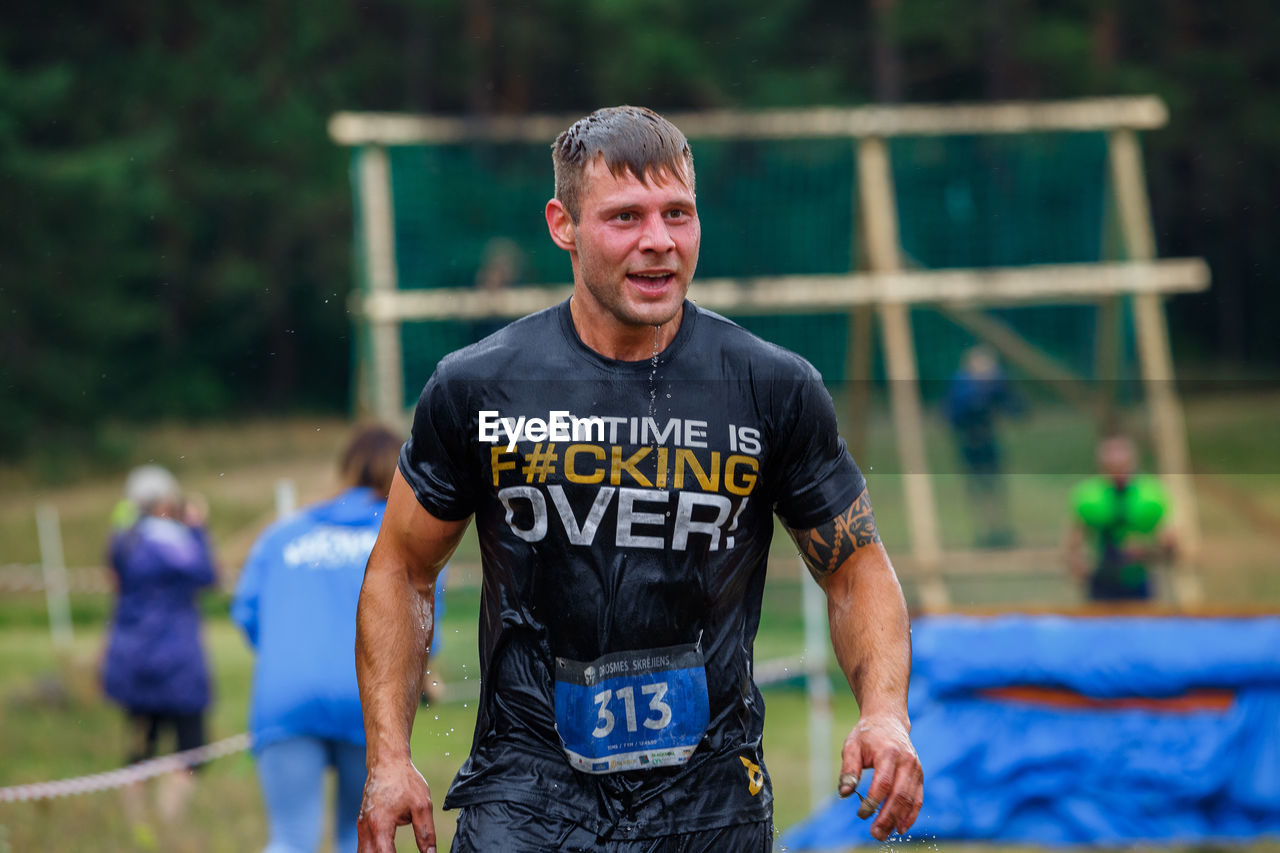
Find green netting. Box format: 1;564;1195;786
349;128;1135;407
892;132;1109;269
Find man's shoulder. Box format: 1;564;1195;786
686;303;822;381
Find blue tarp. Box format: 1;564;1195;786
780;615;1280;849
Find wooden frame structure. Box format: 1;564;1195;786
330;96;1209;608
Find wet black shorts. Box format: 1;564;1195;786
125;710;207;766
451;800;773;852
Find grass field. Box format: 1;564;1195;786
1;388;1278;851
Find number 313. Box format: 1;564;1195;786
592;682;673;737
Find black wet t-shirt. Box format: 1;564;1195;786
400;299;865;838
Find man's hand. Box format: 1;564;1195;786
837;713;923;842
356;760;437;853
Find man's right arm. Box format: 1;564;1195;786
356;469;470;853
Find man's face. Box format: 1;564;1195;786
564;157;700;330
1099;437;1137;481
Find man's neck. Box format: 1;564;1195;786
569;297;685;362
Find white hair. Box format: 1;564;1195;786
124;464;179;511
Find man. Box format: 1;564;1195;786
356;105;922;852
1065;434;1175;601
944;345;1022;548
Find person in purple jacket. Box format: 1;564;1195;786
101;463;218;825
234;424;424;853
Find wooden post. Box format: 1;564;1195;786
857;136;947;610
845;307;875;461
356;145;406;428
1108;128;1202;605
36;503;73;653
801;558;833;808
846;140;874;461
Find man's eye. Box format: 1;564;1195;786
666;209;687;220
616;212;635;222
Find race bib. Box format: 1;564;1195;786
554;641;709;774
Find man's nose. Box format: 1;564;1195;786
637;213;676;253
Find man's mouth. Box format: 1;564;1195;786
627;271;675;292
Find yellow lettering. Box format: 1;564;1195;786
674;449;719;492
655;447;668;489
739;756;764;796
491;447;517;487
565;444;606;484
725;454;759;496
610;446;652;487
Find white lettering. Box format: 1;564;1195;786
525;417;548;442
497;486;547;542
684;419;708;448
547;485;615;546
478;410;500;443
643;417;680;445
672;491;732;551
501;416;526;451
282;528;378;569
615;488;668;549
602;416;627;444
548;411;573;441
573;415;606;442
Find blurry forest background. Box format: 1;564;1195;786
3;0;1278;466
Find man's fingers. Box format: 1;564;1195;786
356;807;398;853
871;748;924;841
899;757;925;830
856;791;879;821
411;797;438;853
837;771;861;799
837;728;867;798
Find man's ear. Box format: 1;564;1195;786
545;199;576;251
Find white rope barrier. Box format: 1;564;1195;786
0;564;111;595
0;733;250;803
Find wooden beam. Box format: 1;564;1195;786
846;139;873;462
329;97;1168;146
1109;128;1202;606
354;259;1210;322
356;145;406;428
845;306;875;462
858;136;947;610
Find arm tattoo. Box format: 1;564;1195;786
789;490;881;580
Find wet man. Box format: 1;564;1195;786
355;105;923;852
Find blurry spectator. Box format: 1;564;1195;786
233;424;445;853
944;345;1023;547
1065;434;1175;601
470;236;524;342
101;463;217;826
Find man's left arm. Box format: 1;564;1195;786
788;488;923;842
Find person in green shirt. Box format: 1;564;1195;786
1065;435;1176;601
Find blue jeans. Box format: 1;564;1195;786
256;736;366;853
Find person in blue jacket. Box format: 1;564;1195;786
944;345;1023;547
234;424;433;853
101;463;218;825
